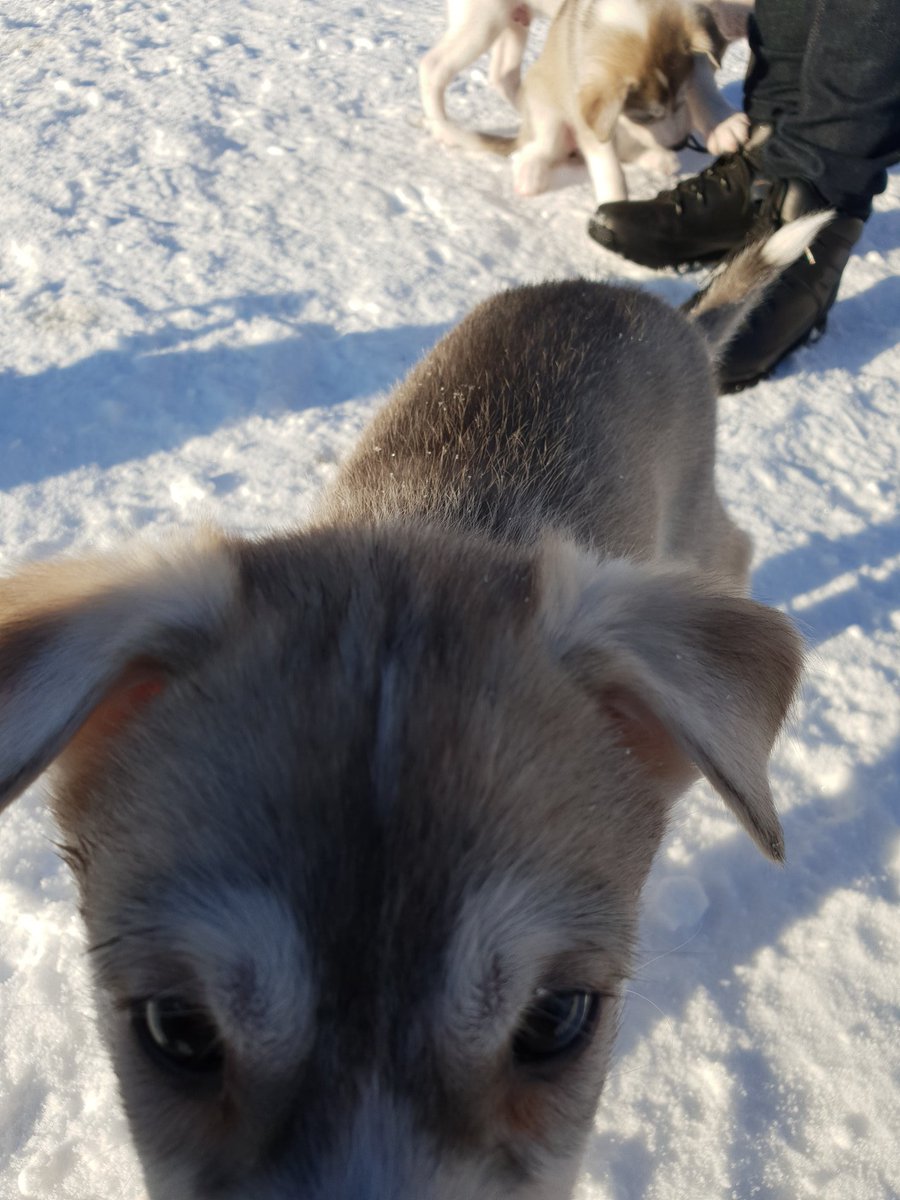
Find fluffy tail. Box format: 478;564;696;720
431;122;519;157
684;211;834;357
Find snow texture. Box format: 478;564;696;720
0;1;898;1197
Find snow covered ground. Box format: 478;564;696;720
0;1;897;1197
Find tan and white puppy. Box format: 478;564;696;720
0;213;828;1200
422;0;750;203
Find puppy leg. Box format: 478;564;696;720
488;21;530;106
661;484;753;593
615;117;680;178
420;4;509;138
707;110;751;154
511;97;570;195
574;80;629;203
687;53;750;153
716;510;754;593
692;497;753;591
578;127;628;204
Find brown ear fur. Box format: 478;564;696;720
579;78;627;140
579;26;643;139
599;684;699;790
59;662;169;817
0;533;235;811
537;541;804;862
690;3;728;64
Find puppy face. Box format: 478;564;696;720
0;525;800;1197
581;2;716;147
55;534;654;1198
620;67;693;149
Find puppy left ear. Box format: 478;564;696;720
538;540;804;862
689;4;728;65
579;76;629;141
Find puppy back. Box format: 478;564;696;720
322;280;717;559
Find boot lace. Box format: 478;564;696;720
659;152;745;216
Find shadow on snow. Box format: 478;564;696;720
0;290;447;491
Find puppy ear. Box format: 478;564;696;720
579;76;628;141
0;531;237;810
689;4;728;65
538;540;804;861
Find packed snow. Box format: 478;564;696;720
1;1;898;1197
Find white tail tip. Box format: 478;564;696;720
762;210;835;269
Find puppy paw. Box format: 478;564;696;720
637;147;680;178
588;170;627;206
512;151;551;196
429;121;459;148
706;111;750;156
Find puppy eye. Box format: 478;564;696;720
133;996;223;1075
512;989;600;1066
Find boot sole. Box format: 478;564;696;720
719;316;829;394
587;218;732;271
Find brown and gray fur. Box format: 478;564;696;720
0;215;828;1200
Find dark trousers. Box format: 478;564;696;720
744;0;900;218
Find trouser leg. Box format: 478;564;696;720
743;0;808;126
745;0;900;217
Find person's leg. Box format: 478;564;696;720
716;178;865;390
748;0;900;218
714;0;900;389
742;0;809;130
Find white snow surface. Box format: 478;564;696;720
0;2;898;1197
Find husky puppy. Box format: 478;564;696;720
422;0;750;203
0;214;827;1200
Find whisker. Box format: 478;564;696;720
622;987;669;1022
633;925;703;973
87;926;166;956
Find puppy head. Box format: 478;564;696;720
0;526;801;1198
580;2;717;147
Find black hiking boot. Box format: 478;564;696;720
718;179;864;392
588;138;766;269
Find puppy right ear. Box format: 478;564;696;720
0;531;237;810
693;2;741;59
